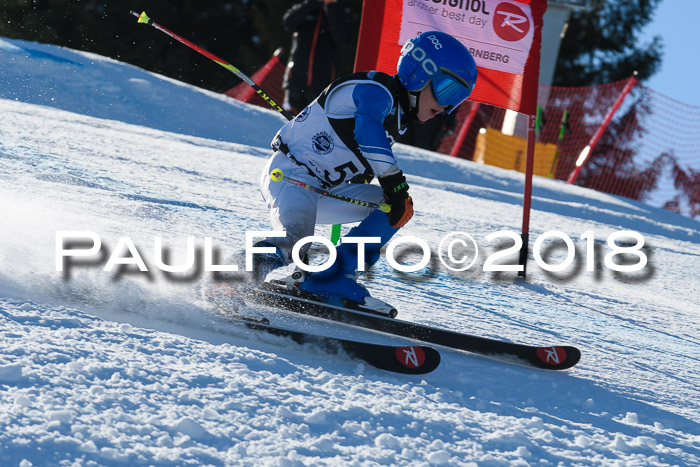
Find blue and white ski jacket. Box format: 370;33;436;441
272;71;410;188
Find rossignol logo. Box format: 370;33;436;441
312;131;334;155
536;346;567;366
396;346;426;369
411;0;491;16
493;2;530;42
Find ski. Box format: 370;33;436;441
246;280;581;370
222;311;441;375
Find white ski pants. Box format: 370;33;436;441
260;151;385;263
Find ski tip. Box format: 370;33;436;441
393;345;441;374
534;345;581;370
349;343;440;375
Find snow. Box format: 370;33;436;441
1;37;699;465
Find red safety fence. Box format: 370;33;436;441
441;80;700;220
225;48;286;110
226;53;700;220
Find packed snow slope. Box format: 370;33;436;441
1;38;699;466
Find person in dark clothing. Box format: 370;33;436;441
282;0;352;114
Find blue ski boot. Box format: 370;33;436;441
298;210;399;316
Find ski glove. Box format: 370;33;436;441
379;171;414;228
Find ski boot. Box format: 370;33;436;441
305;210;401;316
293;267;396;317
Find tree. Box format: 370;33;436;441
670;163;700;218
553;0;663;86
574;90;671;202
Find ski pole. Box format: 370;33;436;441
130;10;294;121
270;169;391;213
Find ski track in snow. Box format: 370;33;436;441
1;38;699;466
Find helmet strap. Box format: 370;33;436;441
408;92;418;110
409;81;430;110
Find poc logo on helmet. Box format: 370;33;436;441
426;34;442;49
401;42;438;76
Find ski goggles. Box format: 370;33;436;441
430;68;473;113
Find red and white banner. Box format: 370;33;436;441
354;0;547;115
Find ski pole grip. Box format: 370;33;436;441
379;203;391;213
270;169;284;182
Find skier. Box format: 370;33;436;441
210;31;477;311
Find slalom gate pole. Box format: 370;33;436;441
270;169;391;213
517;114;537;278
130;10;294;121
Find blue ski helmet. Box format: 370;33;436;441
397;31;477;113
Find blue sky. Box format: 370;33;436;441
639;0;700;106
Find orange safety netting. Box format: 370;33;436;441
439;80;700;219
